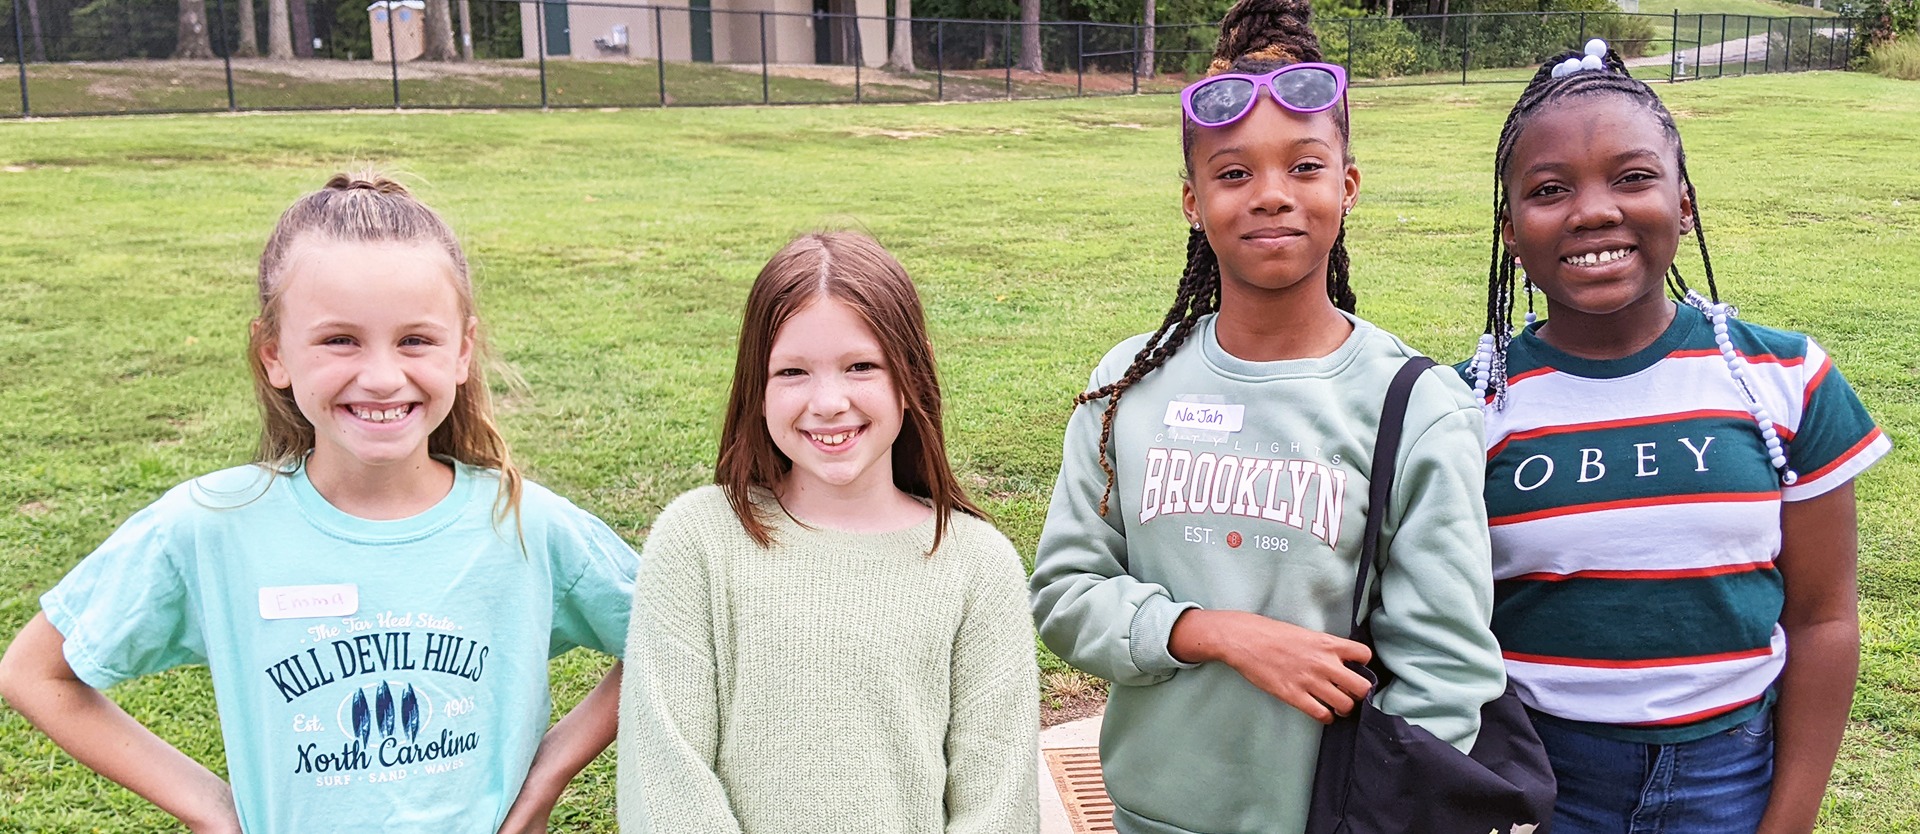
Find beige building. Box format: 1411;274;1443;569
519;0;887;66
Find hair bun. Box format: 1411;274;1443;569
323;172;412;197
1212;0;1322;69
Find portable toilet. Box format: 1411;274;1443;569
368;0;427;62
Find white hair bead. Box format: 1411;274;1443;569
1586;38;1609;58
1579;54;1604;71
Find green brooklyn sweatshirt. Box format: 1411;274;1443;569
1031;313;1506;834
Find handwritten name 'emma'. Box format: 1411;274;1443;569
264;632;489;703
1138;448;1349;547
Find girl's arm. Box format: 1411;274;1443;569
495;662;622;834
1757;484;1860;834
945;541;1039;834
615;510;746;834
0;614;241;834
1367;397;1506;752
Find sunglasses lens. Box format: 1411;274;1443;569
1189;78;1256;126
1274;68;1340;111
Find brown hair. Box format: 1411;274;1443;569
248;172;524;526
716;232;982;551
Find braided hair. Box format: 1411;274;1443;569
1474;47;1796;485
1078;0;1356;515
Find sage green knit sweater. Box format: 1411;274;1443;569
616;485;1039;834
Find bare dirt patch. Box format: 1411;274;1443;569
1041;670;1108;728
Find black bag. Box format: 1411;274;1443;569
1306;356;1557;834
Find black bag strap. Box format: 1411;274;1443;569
1345;356;1437;641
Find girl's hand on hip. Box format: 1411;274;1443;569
1169;608;1373;723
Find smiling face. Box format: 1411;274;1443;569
1503;94;1693;322
259;237;473;485
764;297;905;504
1182;95;1359;300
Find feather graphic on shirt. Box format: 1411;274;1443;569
401;684;421;742
376;681;395;738
350;688;372;743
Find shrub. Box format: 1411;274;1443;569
1867;32;1920;77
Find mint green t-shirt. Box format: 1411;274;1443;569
42;462;638;833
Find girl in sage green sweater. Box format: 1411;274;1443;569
616;232;1038;834
1029;1;1506;832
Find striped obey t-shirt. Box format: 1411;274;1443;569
1462;306;1889;744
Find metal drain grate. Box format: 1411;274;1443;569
1044;747;1116;832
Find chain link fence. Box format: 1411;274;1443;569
0;0;1860;117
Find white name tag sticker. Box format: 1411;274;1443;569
259;584;359;620
1164;401;1245;433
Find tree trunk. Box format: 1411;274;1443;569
1017;0;1041;71
886;0;914;71
1138;0;1155;78
458;0;473;60
291;0;314;56
234;0;259;57
267;0;293;58
23;0;47;61
175;0;216;58
423;0;457;60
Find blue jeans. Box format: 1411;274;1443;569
1532;709;1775;834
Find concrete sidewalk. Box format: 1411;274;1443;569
1038;714;1108;834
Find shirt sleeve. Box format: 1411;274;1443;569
40;493;206;690
615;499;747;834
944;533;1040;834
1369;377;1507;754
1779;339;1890;501
548;499;641;658
1029;368;1200;688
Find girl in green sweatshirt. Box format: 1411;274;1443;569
1029;1;1506;831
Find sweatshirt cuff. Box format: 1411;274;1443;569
1129;595;1203;679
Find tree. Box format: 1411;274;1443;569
23;0;48;62
423;0;457;59
887;0;915;71
457;0;473;60
175;0;216;58
1018;0;1041;71
267;0;293;58
235;0;260;57
1139;0;1155;77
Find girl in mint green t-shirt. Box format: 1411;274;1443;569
0;174;637;834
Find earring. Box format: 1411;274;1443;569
1191;221;1202;232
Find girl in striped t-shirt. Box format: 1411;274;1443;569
1461;42;1889;834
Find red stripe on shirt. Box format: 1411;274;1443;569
1801;357;1834;411
1507;561;1776;583
1624;694;1767;727
1489;491;1779;527
1503;646;1774;669
1794;427;1888;487
1668;348;1807;368
1487;409;1756;460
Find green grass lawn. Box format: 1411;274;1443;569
2;70;1918;831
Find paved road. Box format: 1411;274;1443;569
1625;27;1849;73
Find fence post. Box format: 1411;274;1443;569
1669;8;1678;82
1764;17;1772;72
1579;11;1586;46
535;2;548;107
1460;15;1468;85
760;11;768;104
1742;15;1751;75
1782;18;1790;71
854;15;862;104
1003;20;1012;99
1345;17;1352;73
213;0;236;110
654;6;666;106
10;0;26;116
387;0;402;107
935;20;944;101
1130;24;1138;94
1695;13;1703;73
1718;14;1726;77
1076;23;1084;96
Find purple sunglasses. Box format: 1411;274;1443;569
1180;62;1350;128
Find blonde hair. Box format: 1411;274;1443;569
716;232;983;552
248;173;524;526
